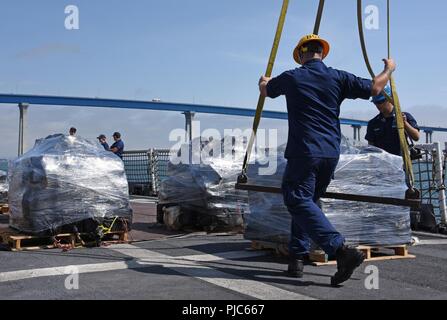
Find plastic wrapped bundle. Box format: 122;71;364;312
8;134;132;235
0;170;7;203
245;144;412;246
158;138;247;231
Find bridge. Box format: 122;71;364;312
1;94;446;155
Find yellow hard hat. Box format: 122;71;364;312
293;34;330;65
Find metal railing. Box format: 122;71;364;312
122;148;173;196
413;142;447;226
149;149;173;194
122;150;152;196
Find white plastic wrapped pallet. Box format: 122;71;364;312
245;143;412;246
8;134;133;235
158;138;247;231
0;169;7;203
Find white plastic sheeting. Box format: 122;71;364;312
8;134;132;235
245;144;412;246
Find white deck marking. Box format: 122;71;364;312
0;245;314;300
412;231;447;239
110;244;315;300
418;239;447;245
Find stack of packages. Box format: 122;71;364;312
8;134;133;236
245;142;412;247
158;138;247;232
0;170;7;203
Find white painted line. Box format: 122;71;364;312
0;249;264;282
0;245;314;300
412;231;447;239
418;239;447;245
0;261;129;283
110;244;314;300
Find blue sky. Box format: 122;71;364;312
1;0;446;157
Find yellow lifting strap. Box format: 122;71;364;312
239;0;290;182
98;216;119;235
357;0;415;190
239;0;327;182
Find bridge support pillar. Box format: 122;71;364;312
352;125;362;142
425;130;433;144
183;111;196;164
183;111;195;143
18;103;29;156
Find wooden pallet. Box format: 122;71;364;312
0;228;129;251
310;245;415;266
250;241;415;266
1;204;9;214
249;240;289;256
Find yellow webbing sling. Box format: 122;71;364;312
239;0;327;183
238;0;289;183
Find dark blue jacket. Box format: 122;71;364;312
365;111;419;156
111;140;124;159
267;59;372;159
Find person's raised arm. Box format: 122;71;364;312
372;59;396;96
259;76;272;98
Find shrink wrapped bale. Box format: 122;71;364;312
158;138;247;232
8;134;132;235
245;144;411;246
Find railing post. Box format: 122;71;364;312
433;142;447;224
149;148;158;195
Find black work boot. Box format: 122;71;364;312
331;246;365;287
285;257;305;278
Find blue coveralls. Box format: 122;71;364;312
111;140;125;159
266;59;373;258
101;142;110;151
365;111;420;156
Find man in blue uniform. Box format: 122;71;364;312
110;132;124;159
366;86;420;155
259;34;396;286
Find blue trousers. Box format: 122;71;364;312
282;158;345;257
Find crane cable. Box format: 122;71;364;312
357;0;415;191
238;0;327;183
313;0;326;35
